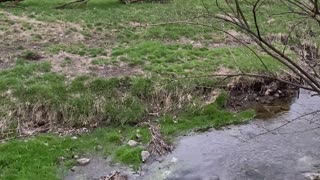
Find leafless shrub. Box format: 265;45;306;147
212;0;320;95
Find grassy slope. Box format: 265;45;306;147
0;97;254;180
0;0;295;179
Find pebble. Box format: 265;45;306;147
71;166;77;172
127;140;138;147
141;151;150;162
155;157;164;163
304;173;320;180
77;158;91;166
136;133;142;139
58;156;65;161
71;136;78;140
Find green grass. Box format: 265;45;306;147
0;61;153;133
111;41;282;75
47;44;106;57
1;0;302;42
0;126;149;180
0;60;255;179
0;93;254;180
160;92;255;136
91;58;115;65
0;58;258;179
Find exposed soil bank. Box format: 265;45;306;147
139;89;320;180
226;76;297;115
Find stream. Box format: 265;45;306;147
65;90;320;180
141;90;320;180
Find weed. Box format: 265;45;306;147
115;146;143;169
60;57;72;67
21;50;42;61
47;44;105;57
91;58;114;65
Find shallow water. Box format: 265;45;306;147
141;90;320;180
64;90;320;180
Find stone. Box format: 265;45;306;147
127;140;138;147
136;133;142;139
57;156;65;164
77;158;91;166
304;173;320;180
71;136;78;140
155;157;164;163
73;155;79;159
265;89;273;96
58;156;65;161
141;151;150;162
70;166;77;172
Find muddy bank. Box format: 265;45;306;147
226;76;297;113
140;89;320;180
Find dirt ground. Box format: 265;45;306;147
0;10;143;77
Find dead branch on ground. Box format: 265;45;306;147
148;123;173;155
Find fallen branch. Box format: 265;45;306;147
245;110;320;141
148;123;173;155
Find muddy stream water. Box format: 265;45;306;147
65;90;320;180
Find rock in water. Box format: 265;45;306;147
77;158;91;166
127;140;138;147
304;173;320;180
70;166;77;172
141;151;150;162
